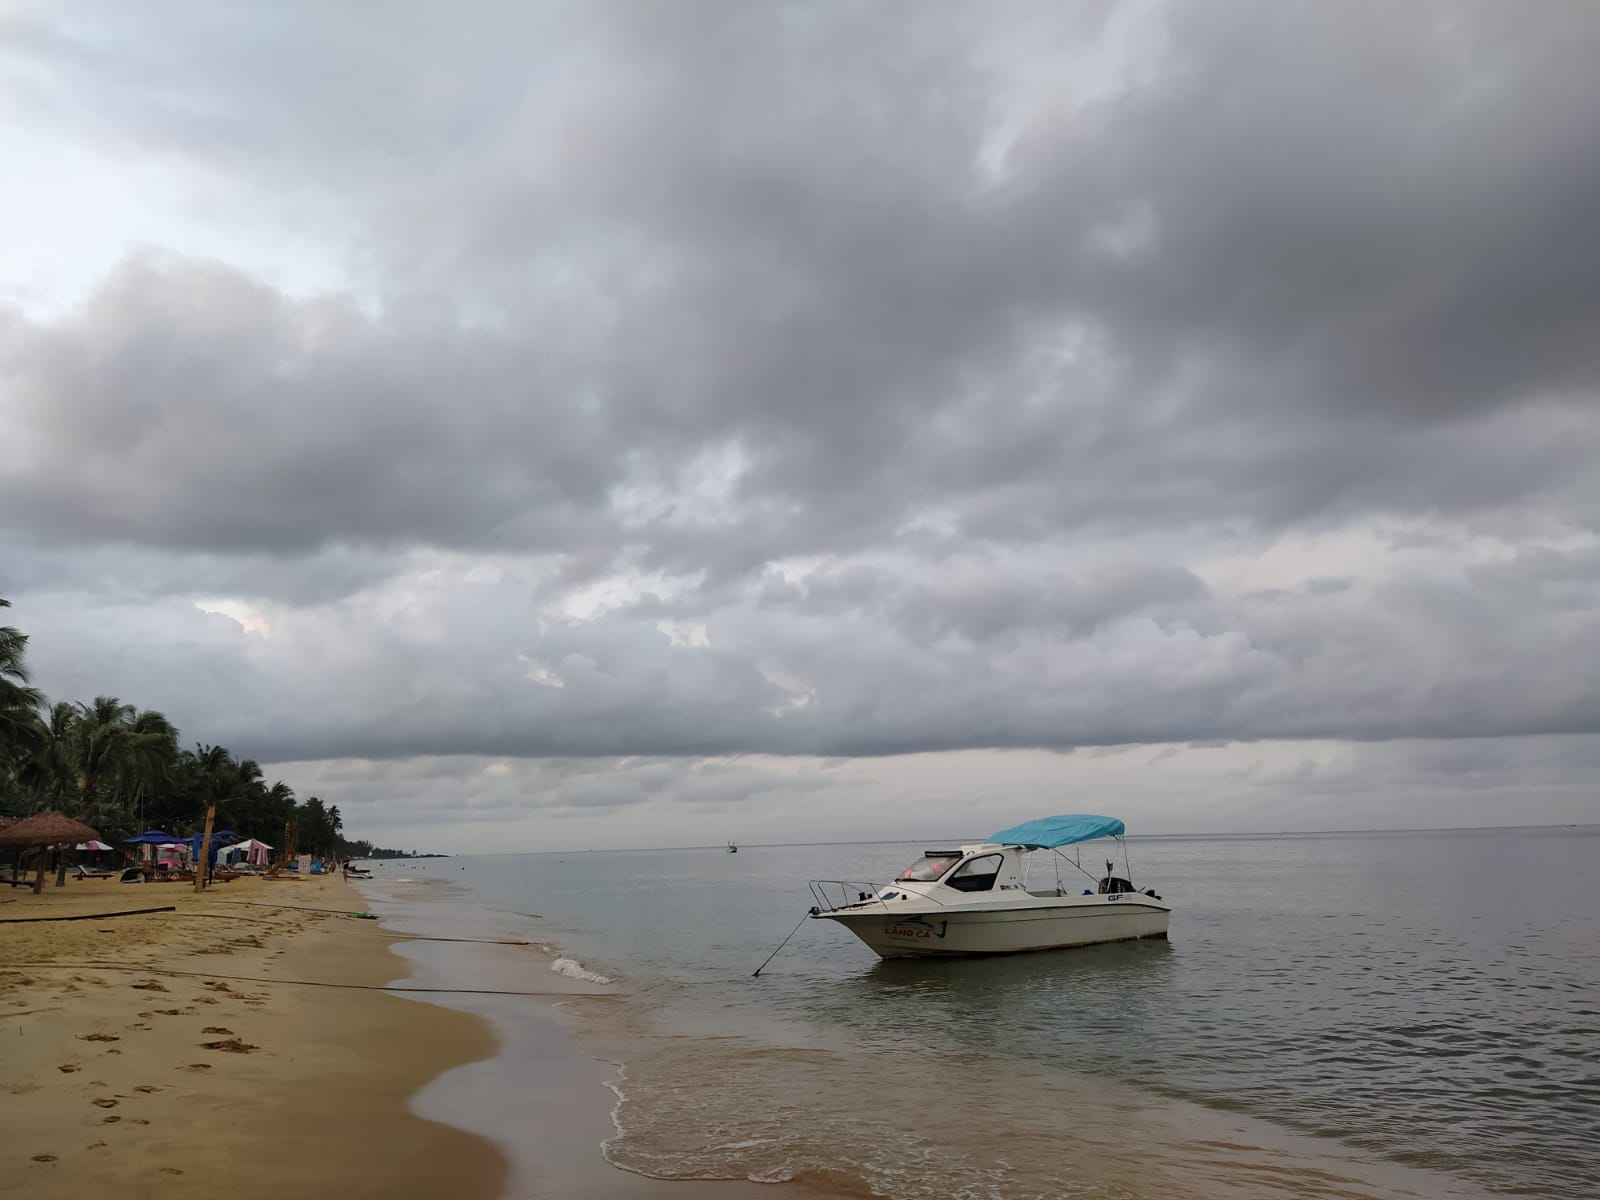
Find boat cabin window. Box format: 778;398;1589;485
945;854;1004;893
897;852;961;882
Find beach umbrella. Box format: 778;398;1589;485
191;829;238;856
0;812;102;892
124;830;178;844
0;811;101;848
191;829;238;873
75;840;114;851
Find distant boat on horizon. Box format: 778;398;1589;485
727;841;738;853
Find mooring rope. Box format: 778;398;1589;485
2;960;620;999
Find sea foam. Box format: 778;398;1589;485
550;956;613;985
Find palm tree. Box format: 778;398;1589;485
109;709;179;836
68;696;136;821
15;701;79;814
0;598;45;796
251;781;297;849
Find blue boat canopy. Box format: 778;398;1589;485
986;814;1125;849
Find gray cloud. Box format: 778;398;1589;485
4;2;1600;833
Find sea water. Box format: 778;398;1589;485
358;827;1600;1199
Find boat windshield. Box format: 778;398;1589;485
896;852;961;882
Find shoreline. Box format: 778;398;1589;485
0;873;506;1199
356;873;854;1200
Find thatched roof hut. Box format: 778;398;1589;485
0;811;101;848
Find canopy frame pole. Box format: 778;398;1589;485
1053;848;1098;886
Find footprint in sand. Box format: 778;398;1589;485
31;1155;55;1164
177;1063;212;1072
131;981;168;992
133;1085;161;1094
130;1118;150;1126
87;1141;108;1149
201;1027;234;1035
101;1116;121;1124
200;1038;258;1053
161;1168;183;1176
77;1033;120;1043
92;1098;118;1109
58;1064;80;1074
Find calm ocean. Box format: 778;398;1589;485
358;826;1599;1200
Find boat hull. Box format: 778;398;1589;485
816;897;1170;959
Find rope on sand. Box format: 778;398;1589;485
200;899;379;917
0;906;177;924
0;901;533;948
4;960;621;999
196;899;535;944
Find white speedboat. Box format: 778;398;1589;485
808;814;1170;958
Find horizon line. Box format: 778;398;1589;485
382;820;1598;858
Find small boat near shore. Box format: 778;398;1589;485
808;814;1171;958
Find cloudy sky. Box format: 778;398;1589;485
4;1;1599;852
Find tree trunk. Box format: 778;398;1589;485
195;802;216;893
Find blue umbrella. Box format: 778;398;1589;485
124;830;177;844
192;830;239;867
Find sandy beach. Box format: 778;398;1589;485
0;872;505;1199
2;871;848;1200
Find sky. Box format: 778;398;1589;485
3;1;1599;853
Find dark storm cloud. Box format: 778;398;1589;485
5;1;1600;774
8;1;1600;567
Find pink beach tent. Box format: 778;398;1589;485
154;843;189;869
219;838;272;867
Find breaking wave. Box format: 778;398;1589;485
551;956;613;985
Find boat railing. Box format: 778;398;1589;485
808;879;888;915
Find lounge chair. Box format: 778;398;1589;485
72;864;119;880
